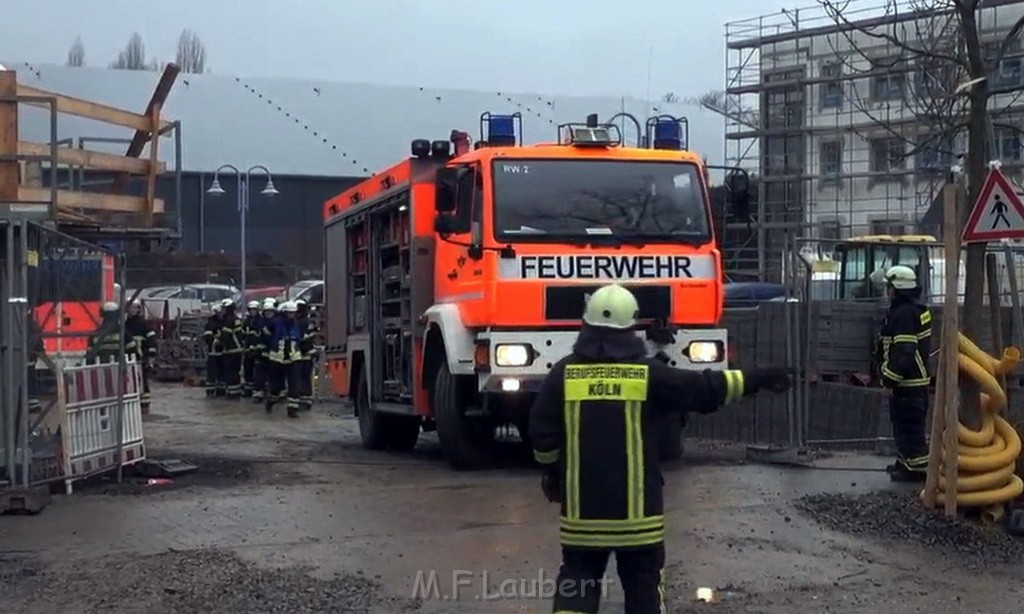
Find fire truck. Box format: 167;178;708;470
31;249;117;358
322;112;746;469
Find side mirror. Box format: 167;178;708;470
434;214;470;235
435;167;460;213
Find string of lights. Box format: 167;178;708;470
232;76;370;175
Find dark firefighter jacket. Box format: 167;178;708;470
529;324;753;550
268;317;304;364
297;314;317;361
259;315;278;358
86;319;138;363
202;314;223;356
219;311;245;354
126;315;157;359
243;314;262;353
876;294;932;389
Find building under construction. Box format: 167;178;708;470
723;0;1024;282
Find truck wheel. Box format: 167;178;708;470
386;416;422;452
658;412;686;461
355;370;388;450
434;363;494;470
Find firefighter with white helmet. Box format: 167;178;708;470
125;299;157;412
252;298;279;404
294;299;317;410
86;301;138;363
874;264;932;481
218;298;245;399
241;300;262;397
529;283;793;613
202;302;225;397
266;300;304;418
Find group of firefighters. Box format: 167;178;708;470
202;297;319;418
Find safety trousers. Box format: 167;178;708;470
242;352;256;396
552;544;665;614
205;354;221;396
221;352;244;398
890;387;929;468
140;363;151;412
298;358;314;409
251;357;267;402
267;361;302;417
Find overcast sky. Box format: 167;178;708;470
1;0;788;98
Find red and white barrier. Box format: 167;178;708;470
58;356;146;493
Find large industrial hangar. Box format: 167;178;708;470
6;60;725;274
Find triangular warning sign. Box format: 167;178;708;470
962;169;1024;242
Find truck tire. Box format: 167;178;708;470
386;416;422;452
658;412;686;461
355;369;388;450
434;362;494;470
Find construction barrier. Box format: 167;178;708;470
58;356;146;493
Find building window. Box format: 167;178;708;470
916;59;954;98
985;40;1023;89
916;135;955;171
872;62;905;101
870;137;906;174
820;140;842;179
820;220;842;240
871;219;906;235
820;63;842;108
998;128;1022;163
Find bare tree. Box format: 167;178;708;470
661;92;680;104
66;36;85;67
687;90;760;130
815;0;1024;416
109;33;151;70
176;29;207;74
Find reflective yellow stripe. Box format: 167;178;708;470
724;369;745;403
917;330;931;339
892;334;918;343
564;400;581;520
624;400;644;520
560;528;665;548
564;364;649;402
561;515;664;532
534;448;560;464
920;310;932;325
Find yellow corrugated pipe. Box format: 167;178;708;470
926;334;1024;521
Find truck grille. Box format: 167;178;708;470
544;285;671;321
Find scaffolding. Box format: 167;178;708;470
723;0;1024;282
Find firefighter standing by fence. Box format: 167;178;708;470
295;299;316;410
202;303;224;397
125;300;157;412
266;301;304;418
874;265;932;482
86;302;138;363
529;283;793;614
218;298;246;399
241;300;261;397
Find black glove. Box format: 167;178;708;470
541;468;562;503
645;319;677;347
748;367;794;394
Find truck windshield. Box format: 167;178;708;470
491;159;711;242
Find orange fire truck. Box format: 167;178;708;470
322;112;745;469
31;249;117;358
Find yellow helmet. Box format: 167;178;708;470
582;284;639;330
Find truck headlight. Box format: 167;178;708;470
686;341;723;363
494;344;533;367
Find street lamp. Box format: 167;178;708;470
207;164;278;298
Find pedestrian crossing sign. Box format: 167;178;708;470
962;169;1024;242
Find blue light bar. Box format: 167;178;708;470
653;120;683;150
487;115;516;146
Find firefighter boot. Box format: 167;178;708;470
887;457;928;483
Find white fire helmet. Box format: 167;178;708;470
582;284;639;330
247;300;260;310
885;265;918;290
280;301;298;314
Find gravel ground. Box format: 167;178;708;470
795;490;1024;567
0;550;422;614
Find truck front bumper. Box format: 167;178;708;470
476;328;728;394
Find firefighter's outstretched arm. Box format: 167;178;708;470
649;361;793;414
529;365;565;468
881;307;925;387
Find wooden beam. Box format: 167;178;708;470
17;141;165;174
145;103;161;226
113;63;179;194
18;187;164;214
16;83;172;132
0;71;18;201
